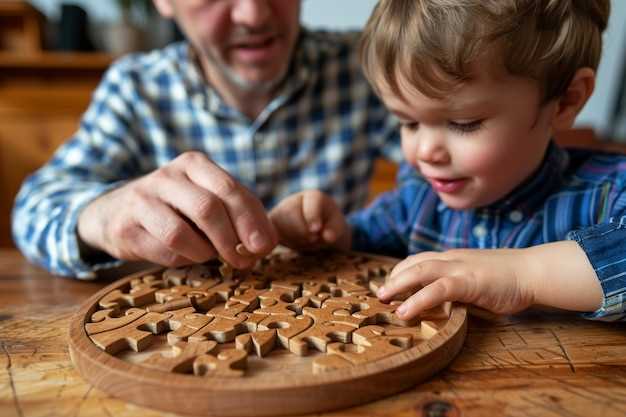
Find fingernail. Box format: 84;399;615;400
377;287;386;298
235;243;253;257
249;230;268;252
309;221;322;233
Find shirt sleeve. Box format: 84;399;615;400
348;164;424;258
568;217;626;321
11;58;146;279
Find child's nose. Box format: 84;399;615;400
231;0;271;28
415;130;450;165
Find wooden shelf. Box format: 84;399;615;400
0;51;114;70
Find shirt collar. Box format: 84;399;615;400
484;140;570;215
179;29;314;122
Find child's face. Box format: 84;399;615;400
378;70;558;209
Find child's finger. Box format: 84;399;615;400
301;191;325;233
381;258;450;300
389;251;443;281
395;276;464;320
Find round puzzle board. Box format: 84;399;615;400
69;250;467;416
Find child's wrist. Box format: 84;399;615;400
515;247;541;307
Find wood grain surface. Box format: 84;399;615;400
2;248;626;417
67;252;467;416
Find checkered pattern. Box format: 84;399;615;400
349;142;626;321
12;30;402;278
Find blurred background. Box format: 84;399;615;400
0;0;625;247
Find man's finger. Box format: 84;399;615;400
185;156;277;256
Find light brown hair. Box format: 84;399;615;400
361;0;610;101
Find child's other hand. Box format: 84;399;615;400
377;248;535;320
269;190;351;251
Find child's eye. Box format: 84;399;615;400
401;122;419;131
448;120;483;133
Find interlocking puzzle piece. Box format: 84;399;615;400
313;325;412;372
89;311;172;354
230;286;267;309
193;349;247;377
208;301;250;318
235;330;277;357
289;307;360;355
98;275;165;309
165;307;213;344
188;314;247;343
258;314;313;349
254;296;310;317
142;340;217;373
85;308;146;335
323;295;417;326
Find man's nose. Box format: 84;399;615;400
231;0;271;28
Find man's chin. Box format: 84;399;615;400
226;70;286;94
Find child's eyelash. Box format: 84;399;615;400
448;120;483;133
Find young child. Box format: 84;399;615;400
269;0;626;322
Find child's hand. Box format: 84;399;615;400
378;248;536;320
269;190;351;251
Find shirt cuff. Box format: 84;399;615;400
567;217;626;321
61;183;126;279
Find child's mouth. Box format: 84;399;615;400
427;177;469;193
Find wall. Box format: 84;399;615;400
28;0;626;140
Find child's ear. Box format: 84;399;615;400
551;68;596;131
152;0;175;18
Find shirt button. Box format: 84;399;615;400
472;224;487;238
509;210;523;223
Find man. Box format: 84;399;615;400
12;0;401;278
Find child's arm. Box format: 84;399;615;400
378;241;604;320
269;190;351;251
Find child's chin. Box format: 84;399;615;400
438;195;479;210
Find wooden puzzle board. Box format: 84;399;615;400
68;249;467;416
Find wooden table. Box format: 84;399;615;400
1;249;626;417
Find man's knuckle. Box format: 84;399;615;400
212;176;240;198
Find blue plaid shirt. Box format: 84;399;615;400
12;30;402;279
349;142;626;321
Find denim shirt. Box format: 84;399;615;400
349;141;626;321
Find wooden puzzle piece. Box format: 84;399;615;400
188;314;248;343
85;308;146;335
313;325;412;371
89;311;172;354
235;330;277;357
208;300;250;318
165;307;213;344
98;277;164;309
193;349;247;377
190;281;240;310
258;315;313;349
306;305;364;328
323;295;417;326
142;340;217;373
162;267;189;286
237;312;268;332
254;296;310;317
230;286;267;309
289;307;360;355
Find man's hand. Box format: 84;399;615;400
77;151;278;269
269;190;351;251
377;242;603;320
